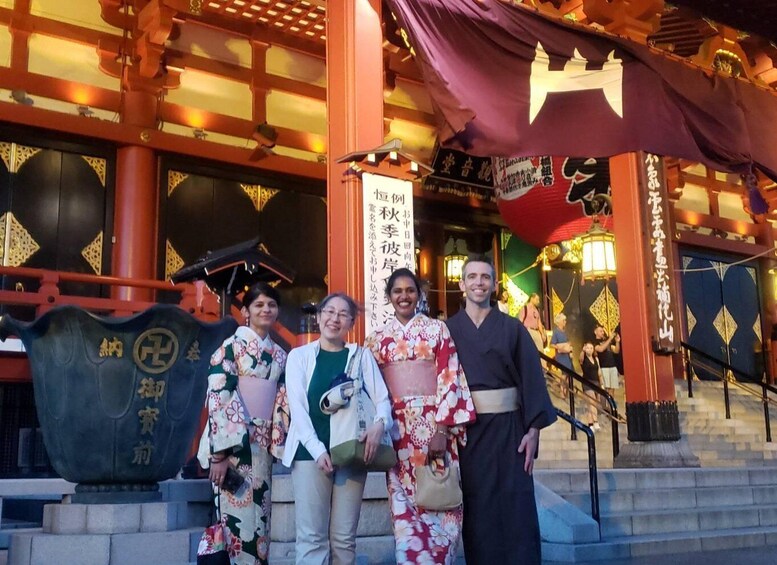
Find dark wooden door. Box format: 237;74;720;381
680;252;763;382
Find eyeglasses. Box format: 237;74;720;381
321;308;353;321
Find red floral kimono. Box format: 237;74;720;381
365;314;476;565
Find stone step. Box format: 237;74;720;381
543;524;777;561
7;526;202;565
537;468;777;494
602;503;777;537
561;485;777;514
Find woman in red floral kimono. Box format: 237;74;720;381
365;268;476;565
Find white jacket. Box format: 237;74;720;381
281;340;393;467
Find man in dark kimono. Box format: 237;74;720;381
446;255;557;565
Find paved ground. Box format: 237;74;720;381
544;545;777;565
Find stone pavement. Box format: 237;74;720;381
544;545;777;565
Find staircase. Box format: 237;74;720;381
536;381;626;470
537;377;777;470
675;381;777;467
537;467;777;561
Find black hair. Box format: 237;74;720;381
243;282;281;309
317;292;361;320
385;268;422;296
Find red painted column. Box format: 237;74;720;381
610;152;681;445
111;144;157;302
326;0;385;342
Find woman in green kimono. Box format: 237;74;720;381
198;282;289;565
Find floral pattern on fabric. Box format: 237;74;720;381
205;326;288;565
365;315;476;565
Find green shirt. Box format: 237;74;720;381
293;348;349;461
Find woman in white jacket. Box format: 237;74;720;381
282;292;392;565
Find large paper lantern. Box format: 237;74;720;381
494;156;611;247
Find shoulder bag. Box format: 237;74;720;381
322;347;397;472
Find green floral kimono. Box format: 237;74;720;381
200;326;289;565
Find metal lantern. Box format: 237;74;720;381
580;216;616;281
444;243;467;283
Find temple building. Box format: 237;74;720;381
1;0;777;560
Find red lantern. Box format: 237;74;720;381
494;156;611;247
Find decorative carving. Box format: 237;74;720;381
82;232;104;275
5;212;40;267
189;0;203;15
133;328;179;375
240;184;280;212
0;142;11;172
589;284;620;336
165;240;184;280
693;25;753;80
83;156;107;187
551;287;564;317
259;187;280;212
712;306;736;345
240;184;260;210
168;171;188;196
686;305;697;336
12;145;41;173
682;256;693;270
713;49;744;77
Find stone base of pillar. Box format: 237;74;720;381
613;437;701;468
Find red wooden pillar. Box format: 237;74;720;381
610;153;697;466
326;0;385;342
111;87;159;302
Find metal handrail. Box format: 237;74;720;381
680;341;776;442
540;352;621;458
554;408;600;525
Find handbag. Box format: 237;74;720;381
323;347;397;472
197;490;230;565
414;456;463;511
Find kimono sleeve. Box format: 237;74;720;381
434;322;476;428
206;339;247;455
513;323;557;431
270;365;290;460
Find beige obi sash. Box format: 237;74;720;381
383;359;438;398
238;378;277;421
471;387;519;414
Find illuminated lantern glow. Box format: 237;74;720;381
580;217;617;280
444;245;467;283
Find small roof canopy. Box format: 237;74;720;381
171;238;295;316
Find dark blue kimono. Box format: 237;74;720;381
447;307;557;565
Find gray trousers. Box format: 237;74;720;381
291;461;367;565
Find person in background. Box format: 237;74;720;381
446;256;557;565
519;292;547;355
366;268;476;565
580;341;603;431
283;293;392;565
416;278;431;316
550;313;573;371
198;282;289;565
497;289;510;314
594;325;621;398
